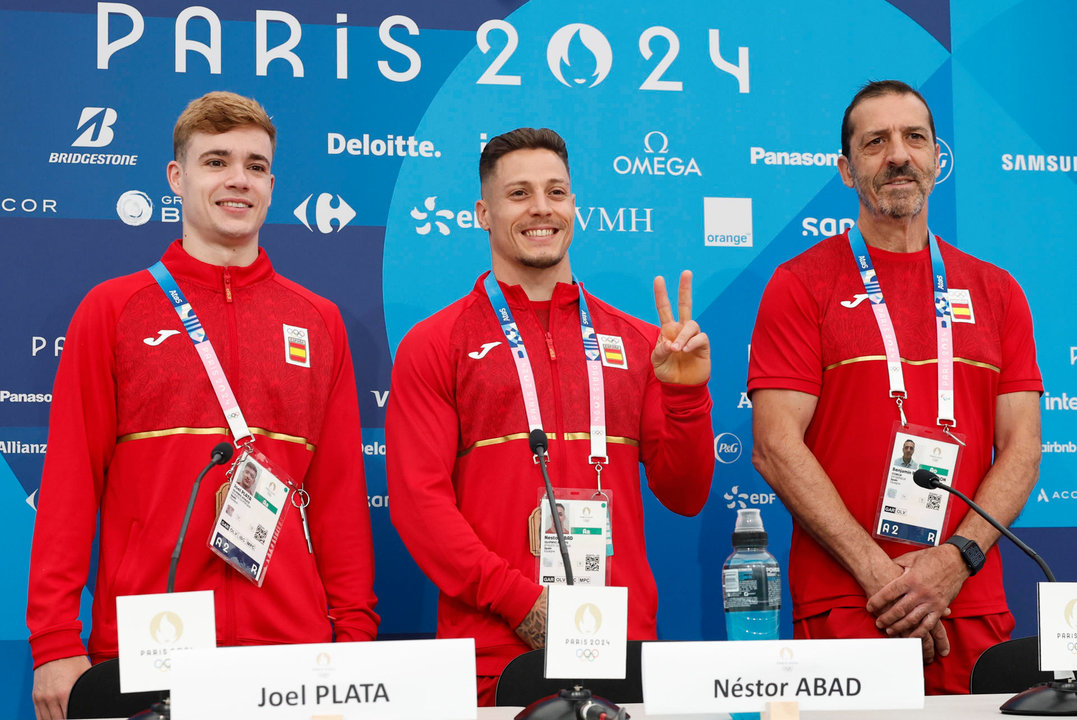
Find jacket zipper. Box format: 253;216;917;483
543;301;567;481
221;267;238;646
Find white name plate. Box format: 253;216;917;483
1038;581;1077;671
170;638;477;720
546;585;628;679
116;590;216;693
642;639;923;714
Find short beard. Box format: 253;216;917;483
517;251;566;270
852;162;934;219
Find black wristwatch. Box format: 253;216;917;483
945;535;985;576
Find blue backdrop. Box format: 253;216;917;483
2;1;1075;715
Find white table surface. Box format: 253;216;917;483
478;693;1015;719
99;692;1016;719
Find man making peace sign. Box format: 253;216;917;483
386;127;714;705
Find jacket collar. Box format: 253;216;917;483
160;239;275;291
474;271;583;309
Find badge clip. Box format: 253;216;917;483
590;456;608;493
941;422;967;447
892;393;908;427
291;488;314;554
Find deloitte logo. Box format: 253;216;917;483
613;132;701;177
116;191;153;226
547;24;612;88
409;197;478;236
714;432;743;464
327;132;441;158
294;193;355;233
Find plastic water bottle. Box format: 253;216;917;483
723;509;781;720
723;508;781;641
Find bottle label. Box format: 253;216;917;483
722;565;781;613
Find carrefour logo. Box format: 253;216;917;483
714;432;742;464
294;193;356;233
547;24;613;88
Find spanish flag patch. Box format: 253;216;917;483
283;324;311;367
597;334;628;370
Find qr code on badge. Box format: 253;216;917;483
584;554;600;572
926;492;942;511
254;524;268;544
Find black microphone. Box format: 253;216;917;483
518;434;625;720
915;468;1077;713
578;697;628;720
167;442;234;593
912;469;1055;582
530;429;573;585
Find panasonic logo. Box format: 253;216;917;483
750;147;840;167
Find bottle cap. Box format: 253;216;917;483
732;508;768;548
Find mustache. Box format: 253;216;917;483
878;163;923;184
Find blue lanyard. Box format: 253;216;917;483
148;261;253;444
483;273;608;481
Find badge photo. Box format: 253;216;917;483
874;422;963;548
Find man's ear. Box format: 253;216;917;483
837;155;855;189
475;198;489;231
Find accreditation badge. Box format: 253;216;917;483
208;448;294;586
530;488;611;587
873;422;963;547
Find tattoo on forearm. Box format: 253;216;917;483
516;608;546;649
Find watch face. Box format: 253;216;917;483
967;545;986;568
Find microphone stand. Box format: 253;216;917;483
168;442;235;593
130;442;234;720
515;431;627;720
913;470;1077;715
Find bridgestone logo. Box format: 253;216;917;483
49;153;139;166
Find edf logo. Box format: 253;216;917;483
73;107;118;148
714;432;742;464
